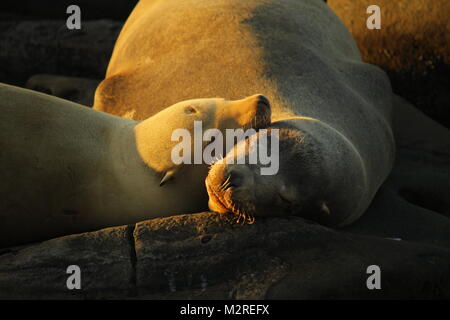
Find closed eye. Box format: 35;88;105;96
184;105;198;114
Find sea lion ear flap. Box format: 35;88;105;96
159;167;180;187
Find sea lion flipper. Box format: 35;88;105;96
320;202;330;215
159;167;179;187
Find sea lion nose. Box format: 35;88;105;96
256;95;270;109
253;94;270;113
253;94;271;128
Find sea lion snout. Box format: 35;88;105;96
212;165;251;192
206;161;258;223
231;94;272;130
255;94;270;111
255;95;271;126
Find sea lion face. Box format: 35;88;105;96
205;128;327;223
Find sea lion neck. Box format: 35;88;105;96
134;115;186;174
108;119;161;192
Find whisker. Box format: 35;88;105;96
241;212;247;225
220;182;230;192
219;175;231;191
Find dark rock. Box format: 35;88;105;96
132;213;450;299
0;225;134;299
0;20;122;85
1;210;450;299
25;74;100;106
0;1;138;21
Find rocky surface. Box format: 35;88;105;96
0;19;122;86
0;226;134;299
25;74;100;106
1;210;450;300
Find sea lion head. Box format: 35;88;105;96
135;94;272;185
205;122;333;224
167;93;271;133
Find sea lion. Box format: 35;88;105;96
203;0;395;227
95;0;394;226
0;83;270;247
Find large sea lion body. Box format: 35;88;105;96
94;0;394;226
0;83;270;247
